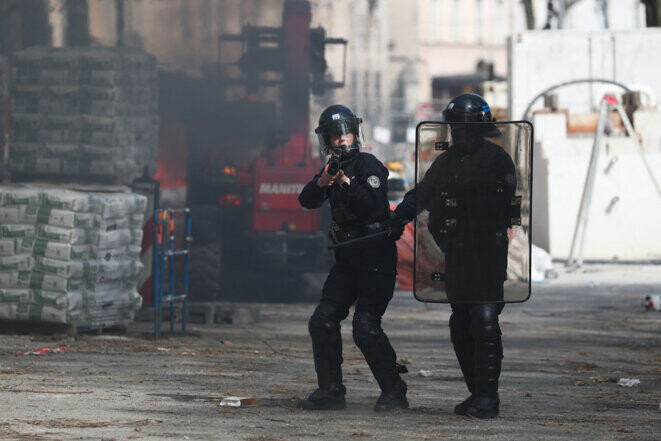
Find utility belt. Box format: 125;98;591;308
329;221;387;247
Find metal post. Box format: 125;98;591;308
150;208;192;337
159;213;167;336
153;209;161;338
566;98;609;267
182;209;192;331
613;102;661;199
168;211;176;333
557;0;566;28
602;0;609;29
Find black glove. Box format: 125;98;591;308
386;212;406;241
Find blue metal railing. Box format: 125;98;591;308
153;208;192;338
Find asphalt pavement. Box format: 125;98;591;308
0;264;659;440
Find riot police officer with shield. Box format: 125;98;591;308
394;94;522;418
297;105;408;411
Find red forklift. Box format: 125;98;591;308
166;0;347;301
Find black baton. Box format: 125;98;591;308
328;229;391;250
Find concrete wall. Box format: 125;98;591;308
509;29;661;121
511;28;661;260
533;110;661;261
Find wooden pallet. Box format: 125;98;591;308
75;322;128;335
0;319;128;336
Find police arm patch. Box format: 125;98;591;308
367;175;381;188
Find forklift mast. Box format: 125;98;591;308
217;0;347;234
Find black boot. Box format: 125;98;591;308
352;312;408;411
374;379;408;412
450;308;475;416
298;384;346;410
465;304;503;419
465;394;499;419
305;303;346;409
453;395;475;416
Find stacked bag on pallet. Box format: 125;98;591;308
0;56;8;179
0;185;145;326
9;47;158;185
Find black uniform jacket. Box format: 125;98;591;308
298;152;392;258
395;139;516;301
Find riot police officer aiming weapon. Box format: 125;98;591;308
297;104;408;411
315;110;404;249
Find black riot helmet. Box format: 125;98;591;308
443;93;492;122
315;104;364;159
443;93;501;138
443;93;493;123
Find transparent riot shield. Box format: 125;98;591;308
413;121;532;303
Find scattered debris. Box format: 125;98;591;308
220;340;233;345
418;369;433;377
644;294;661;311
617;378;640;387
18;347;66;356
575;376;619;386
589;376;618;383
219;396;259;407
347;368;362;375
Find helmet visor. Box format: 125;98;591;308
443;108;492;123
316;117;363;157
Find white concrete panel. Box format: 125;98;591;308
510;30;661;120
510;31;592;120
587;33;616;108
543;133;661;261
613;31;661;108
635;110;661;154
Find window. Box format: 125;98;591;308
475;0;483;44
431;0;440;41
496;0;504;43
452;0;461;42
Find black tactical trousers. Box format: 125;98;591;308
450;303;504;398
308;239;401;392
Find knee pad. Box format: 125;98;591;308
352;311;383;348
309;302;343;338
470;304;503;363
449;310;471;346
469;304;501;339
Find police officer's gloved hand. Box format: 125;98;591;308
386;212;406;241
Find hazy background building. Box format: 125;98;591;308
1;0;660;262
